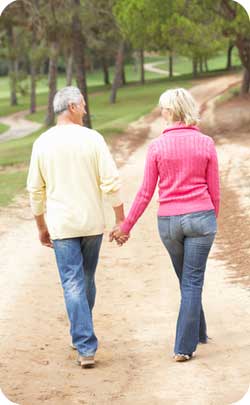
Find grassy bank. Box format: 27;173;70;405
0;48;243;207
27;78;191;137
0;123;9;134
0;76;192;207
0;49;241;117
215;84;241;105
0;127;44;207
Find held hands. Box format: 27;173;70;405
109;224;130;247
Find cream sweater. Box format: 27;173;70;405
27;124;122;239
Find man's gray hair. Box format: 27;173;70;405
53;86;82;114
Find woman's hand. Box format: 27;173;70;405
109;225;130;246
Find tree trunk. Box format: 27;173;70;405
236;37;250;94
192;57;198;77
45;41;58;127
110;41;125;104
7;25;18;106
140;48;145;84
43;58;49;75
169;52;173;79
205;58;209;72
72;0;91;128
122;65;126;85
240;68;250;95
102;57;110;85
199;57;203;73
89;58;94;73
9;60;18;106
30;60;36;113
30;26;37;114
227;43;234;70
66;52;73;86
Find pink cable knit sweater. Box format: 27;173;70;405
121;124;220;234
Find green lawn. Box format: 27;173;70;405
0;128;43;167
0;123;9;134
0;49;242;117
0;76;192;207
0;170;28;206
0;48;243;207
0;127;44;206
26;78;191;137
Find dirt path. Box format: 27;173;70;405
0;73;249;405
0;110;42;143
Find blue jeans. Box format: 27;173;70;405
158;210;217;355
53;235;103;356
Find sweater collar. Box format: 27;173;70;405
162;123;200;135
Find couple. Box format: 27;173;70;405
27;85;219;368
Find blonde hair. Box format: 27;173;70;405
159;88;200;126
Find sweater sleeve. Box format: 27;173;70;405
206;139;220;217
121;143;158;233
26;142;46;216
96;132;122;207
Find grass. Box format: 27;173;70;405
0;128;43;167
0;48;242;117
27;78;191;137
0;123;9;134
0;49;243;207
0;127;44;206
2;77;191;168
215;84;241;105
0;76;192;207
0;170;28;206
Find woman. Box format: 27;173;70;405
110;88;220;362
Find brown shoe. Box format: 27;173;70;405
77;355;95;368
173;353;191;362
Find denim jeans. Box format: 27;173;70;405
158;210;217;355
53;235;103;356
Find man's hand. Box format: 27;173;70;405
109;224;129;246
34;214;53;248
38;227;53;248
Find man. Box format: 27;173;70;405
27;86;127;368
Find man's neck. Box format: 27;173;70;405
57;113;83;126
57;116;75;125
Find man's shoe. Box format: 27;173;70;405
173;352;195;363
174;354;191;362
77;355;95;368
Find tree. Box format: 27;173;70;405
204;0;250;93
85;0;120;87
0;2;25;106
114;0;178;81
226;40;234;70
71;0;91;128
34;0;64;126
110;40;125;103
161;0;226;78
23;0;46;114
114;0;150;84
65;47;73;86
